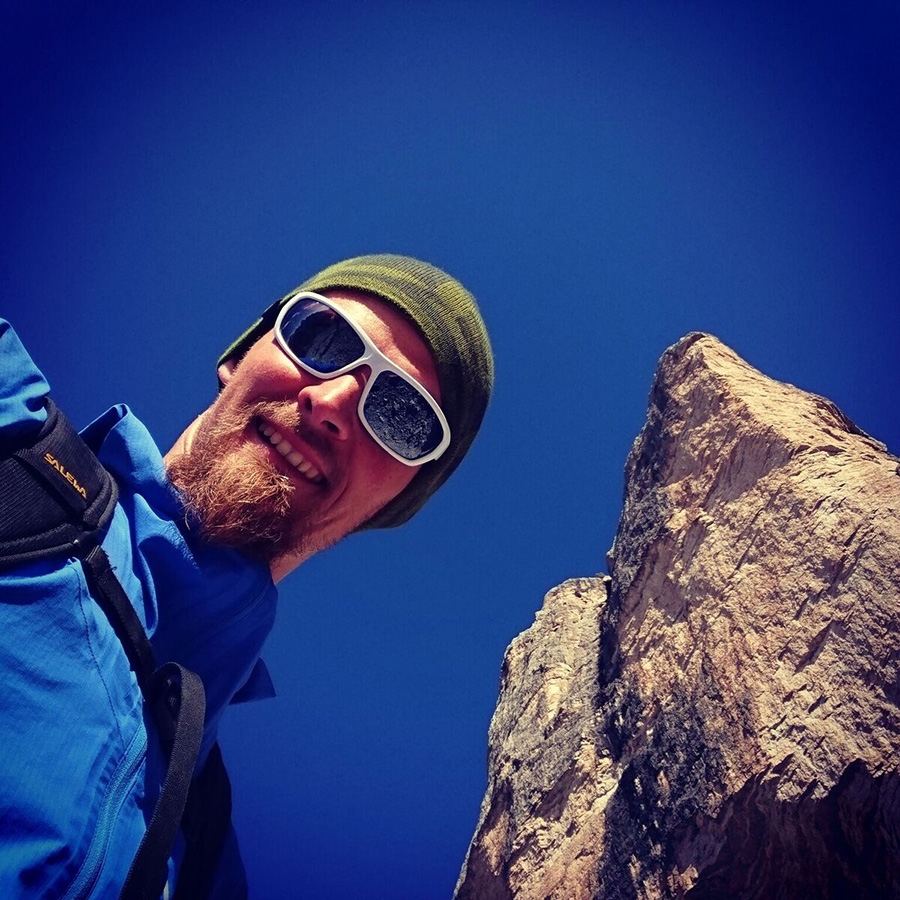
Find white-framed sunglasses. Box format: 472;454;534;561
274;292;451;466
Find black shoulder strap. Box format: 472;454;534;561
120;662;207;900
0;400;234;900
174;741;236;900
0;399;118;567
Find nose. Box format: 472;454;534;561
297;371;364;440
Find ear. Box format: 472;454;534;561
217;358;238;386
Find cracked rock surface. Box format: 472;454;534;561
455;334;900;900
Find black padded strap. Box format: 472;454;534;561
120;663;207;900
0;400;117;567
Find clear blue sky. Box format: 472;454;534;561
3;3;898;898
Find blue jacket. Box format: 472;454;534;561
0;321;278;899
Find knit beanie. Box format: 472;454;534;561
218;254;494;529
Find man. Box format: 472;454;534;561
0;254;493;899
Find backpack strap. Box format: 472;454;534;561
82;541;156;690
174;741;236;900
120;662;207;900
0;400;231;899
0;399;117;567
78;543;208;900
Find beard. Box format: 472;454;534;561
167;398;319;563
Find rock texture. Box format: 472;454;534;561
455;333;900;900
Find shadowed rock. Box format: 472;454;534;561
455;334;900;900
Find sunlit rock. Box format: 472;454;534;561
455;334;900;900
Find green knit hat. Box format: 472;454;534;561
218;254;494;529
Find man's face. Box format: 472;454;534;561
166;289;441;577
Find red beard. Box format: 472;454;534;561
166;399;316;562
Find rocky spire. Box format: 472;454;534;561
455;333;900;900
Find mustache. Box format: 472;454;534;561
248;399;338;472
250;399;303;436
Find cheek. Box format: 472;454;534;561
388;465;418;497
227;342;303;400
361;450;418;504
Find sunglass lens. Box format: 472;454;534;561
280;300;366;373
364;371;444;461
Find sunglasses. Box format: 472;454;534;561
274;293;451;466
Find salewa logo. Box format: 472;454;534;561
44;452;88;499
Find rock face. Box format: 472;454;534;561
455;334;900;900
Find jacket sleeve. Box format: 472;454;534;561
0;319;50;443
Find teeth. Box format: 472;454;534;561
256;420;323;483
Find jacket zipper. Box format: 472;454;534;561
62;726;148;900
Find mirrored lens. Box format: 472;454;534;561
280;300;366;373
363;371;444;460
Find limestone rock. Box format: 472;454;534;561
455;333;900;900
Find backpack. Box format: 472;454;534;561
0;399;237;900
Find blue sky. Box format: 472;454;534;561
3;3;898;898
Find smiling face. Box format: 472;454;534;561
165;289;441;580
